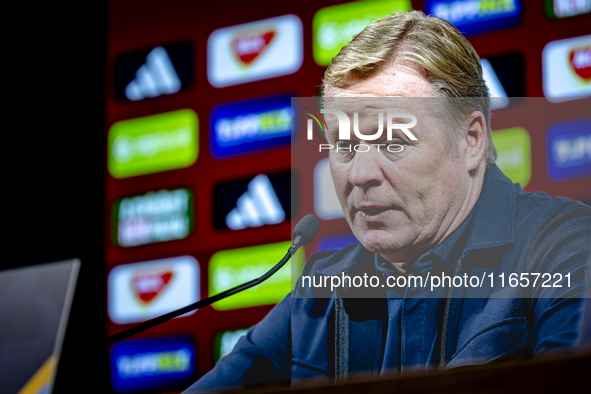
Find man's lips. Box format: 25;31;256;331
353;205;400;220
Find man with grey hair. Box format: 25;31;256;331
185;11;590;392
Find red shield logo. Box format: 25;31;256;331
569;46;591;82
132;270;174;304
232;30;275;66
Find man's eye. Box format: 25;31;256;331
335;140;354;149
387;138;406;145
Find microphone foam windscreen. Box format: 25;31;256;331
292;214;321;246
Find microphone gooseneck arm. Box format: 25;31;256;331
106;215;320;347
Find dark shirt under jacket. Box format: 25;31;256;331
185;165;591;392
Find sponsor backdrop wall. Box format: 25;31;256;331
105;0;591;392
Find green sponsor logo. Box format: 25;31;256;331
313;0;411;66
544;0;591;19
209;241;305;310
108;109;198;178
492;127;531;187
113;188;194;247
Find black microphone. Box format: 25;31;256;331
292;214;321;249
106;214;321;346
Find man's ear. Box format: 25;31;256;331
465;111;487;172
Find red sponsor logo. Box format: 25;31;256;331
569;46;591;82
132;270;174;304
232;30;275;66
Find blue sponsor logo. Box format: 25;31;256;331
110;337;196;393
547;118;591;181
210;95;294;158
426;0;522;36
316;233;359;252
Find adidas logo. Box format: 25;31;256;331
125;47;182;101
481;59;509;110
226;174;285;230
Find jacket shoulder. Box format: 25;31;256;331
513;185;591;228
510;185;591;282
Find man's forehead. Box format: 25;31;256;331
321;95;436;125
324;63;437;99
322;96;415;112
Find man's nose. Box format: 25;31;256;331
347;142;384;189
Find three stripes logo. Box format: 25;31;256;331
125;47;182;101
225;174;286;230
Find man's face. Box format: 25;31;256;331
325;64;471;263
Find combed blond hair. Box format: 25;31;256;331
323;10;497;166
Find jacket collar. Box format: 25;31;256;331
316;164;516;276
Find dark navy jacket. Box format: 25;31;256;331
185;166;591;392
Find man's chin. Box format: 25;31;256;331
355;229;410;257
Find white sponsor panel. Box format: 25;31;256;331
108;256;199;325
314;158;345;220
543;34;591;102
207;14;303;87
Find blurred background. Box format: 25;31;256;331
8;0;591;393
